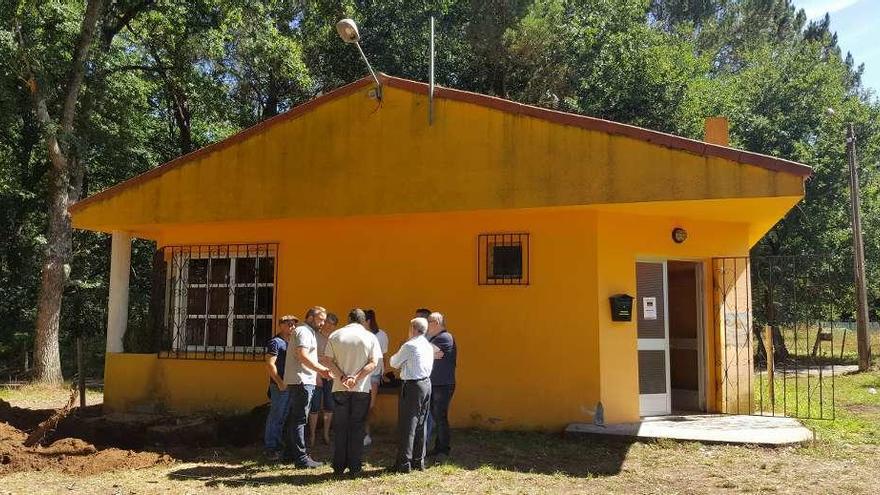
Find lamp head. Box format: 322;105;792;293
336;19;360;44
672;227;688;244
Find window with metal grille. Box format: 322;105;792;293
158;243;277;360
478;233;529;285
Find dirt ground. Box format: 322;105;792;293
0;393;172;478
1;384;879;494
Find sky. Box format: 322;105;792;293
793;0;880;94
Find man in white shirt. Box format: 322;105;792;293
389;317;434;473
321;308;382;476
284;306;331;468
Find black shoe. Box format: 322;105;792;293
294;457;324;469
263;450;283;462
413;461;426;471
394;463;412;474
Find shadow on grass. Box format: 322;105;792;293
448;429;635;476
162;428;636;487
168;464;385;487
2;397;635;483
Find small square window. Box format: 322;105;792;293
478;233;529;285
491;245;523;279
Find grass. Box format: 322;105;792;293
746;325;879;423
2;373;880;494
804;370;880;447
0;383;103;410
0;383;104;410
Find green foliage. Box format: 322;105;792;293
0;0;878;377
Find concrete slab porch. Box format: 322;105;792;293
565;414;814;446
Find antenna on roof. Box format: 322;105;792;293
336;18;382;100
429;15;435;125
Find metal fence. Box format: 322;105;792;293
713;255;854;420
153;243;278;361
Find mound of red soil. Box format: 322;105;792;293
0;421;172;476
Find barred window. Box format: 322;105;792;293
161;243;278;358
478;233;530;285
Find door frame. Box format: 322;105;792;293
693;262;707;412
636;259;672;416
637;258;708;416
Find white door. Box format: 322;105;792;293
636;261;671;416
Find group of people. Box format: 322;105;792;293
263;306;457;476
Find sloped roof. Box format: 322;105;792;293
70;74;810;215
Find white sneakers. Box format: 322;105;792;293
363;434;373;446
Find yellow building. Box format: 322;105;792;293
70;74;810;429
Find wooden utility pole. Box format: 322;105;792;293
846;123;872;371
77;336;85;408
764;326;775;406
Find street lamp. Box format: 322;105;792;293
336;18;382;100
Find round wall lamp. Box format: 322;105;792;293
672;227;688;244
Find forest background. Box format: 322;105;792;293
0;0;877;382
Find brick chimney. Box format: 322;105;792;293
704;117;729;146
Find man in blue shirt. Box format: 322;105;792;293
427;312;456;461
389;317;434;473
264;314;298;460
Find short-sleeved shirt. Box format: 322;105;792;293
316;331;329;358
284;324;318;386
429;330;457;386
389;335;434;380
371;329;389;377
266;336;288;385
324;323;383;393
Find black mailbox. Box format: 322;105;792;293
609;294;634;321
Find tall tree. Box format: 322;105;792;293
9;0;106;383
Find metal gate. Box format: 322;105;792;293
712;255;855;420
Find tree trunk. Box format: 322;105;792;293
150;49;193;154
32;168;70;383
263;76;279;119
26;0;105;384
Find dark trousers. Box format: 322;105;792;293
396;378;432;469
331;391;371;473
430;384;455;455
286;384;314;463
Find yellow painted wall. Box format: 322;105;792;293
104;352;402;426
72;84;804;233
104;353;268;413
142;208;599;429
101;203;761;429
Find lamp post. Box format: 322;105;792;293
336;18;382;100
